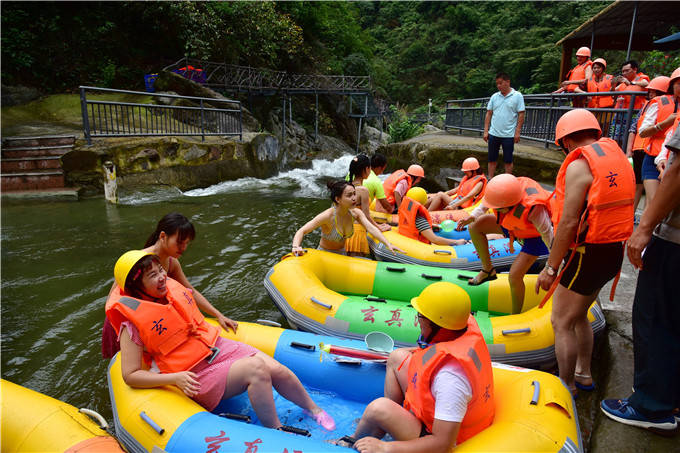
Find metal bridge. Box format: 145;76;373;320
164;58;389;149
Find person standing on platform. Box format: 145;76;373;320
600;126;680;435
483;72;525;178
576;58;614;109
536;109;635;397
554;47;593;107
614;60;650;111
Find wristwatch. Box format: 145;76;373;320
544;264;557;276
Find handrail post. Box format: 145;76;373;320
80;86;92;145
200;99;205;142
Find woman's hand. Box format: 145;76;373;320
217;314;238;333
292;245;305;256
173;371;201;398
378;222;392;232
387;244;405;255
456;216;475;231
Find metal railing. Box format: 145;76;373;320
79;86;242;145
445;91;645;151
163;57;372;93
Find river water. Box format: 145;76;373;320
0;155;355;421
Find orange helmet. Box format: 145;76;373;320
461;157;480;172
407;164;425;178
483;174;523;209
592;58;606;70
576;47;591;57
554;109;602;146
669;67;680;87
647;76;670;94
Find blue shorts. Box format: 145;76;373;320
501;227;549;256
641;153;660;181
488;135;515;164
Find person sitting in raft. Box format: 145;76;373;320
292;180;400;256
457;174;553;315
426;157;487;211
399;187;468;246
102;213;234;358
367;153;393;213
106;250;336;431
347;282;494;453
375;164;425;214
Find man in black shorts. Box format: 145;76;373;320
536;109;635;396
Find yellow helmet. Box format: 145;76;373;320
406;187;427;205
411;282;471;330
114;250;153;289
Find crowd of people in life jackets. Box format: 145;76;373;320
99;64;679;453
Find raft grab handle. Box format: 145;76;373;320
311;297;332;309
219;413;252;423
278;425;311;437
365;296;387;303
502;328;531;335
433;249;452;255
386;266;406;272
290;341;316;351
530;381;540;405
79;408;109;430
421;273;443;280
256;319;282;327
140;411;164;435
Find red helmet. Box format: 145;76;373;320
576;47;591;57
483;174;523;209
554;109;602;146
647;76;670;94
461;157;480;172
407;164;425;178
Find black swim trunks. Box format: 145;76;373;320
560;242;624;296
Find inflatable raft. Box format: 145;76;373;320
1;379;123;452
368;226;547;271
108;321;582;453
264;249;605;369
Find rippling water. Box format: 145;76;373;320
0;154;354;421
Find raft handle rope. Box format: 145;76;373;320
290;341;316;351
530;380;540;405
219;413;252;423
502;328;531;335
256;319;282;327
140;411;165;434
278;425;311;437
78;408;109;430
433;249;453;255
421;273;443;280
386;266;406;272
365;296;387;303
310;296;332;309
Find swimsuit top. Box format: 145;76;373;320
321;205;355;242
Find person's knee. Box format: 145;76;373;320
363;397;394;424
247;357;272;385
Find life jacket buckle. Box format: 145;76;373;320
207;346;220;364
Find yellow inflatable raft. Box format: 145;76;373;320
108;321;582;452
1;379;123;452
264;249;605;369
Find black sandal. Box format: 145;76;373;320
468;267;497;286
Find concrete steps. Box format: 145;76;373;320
1;135;75;192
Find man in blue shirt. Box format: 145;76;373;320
483;73;525;178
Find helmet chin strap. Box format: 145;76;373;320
417;323;441;349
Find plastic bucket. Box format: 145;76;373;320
365;331;394;353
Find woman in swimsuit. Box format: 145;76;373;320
292;180;399;256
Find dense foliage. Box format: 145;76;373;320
2;1;676;107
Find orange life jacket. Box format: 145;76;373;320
456;174;488;208
586;74;614;108
615;73;649;110
105;278;219;373
565;60;592;92
645;95;679;157
552;138;635;245
403;315;495;443
631;100;653;152
398;196;433;244
382;169;412;205
498;177;552;239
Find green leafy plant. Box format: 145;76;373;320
387;106;423;143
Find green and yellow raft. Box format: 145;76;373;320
264;249;605;369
